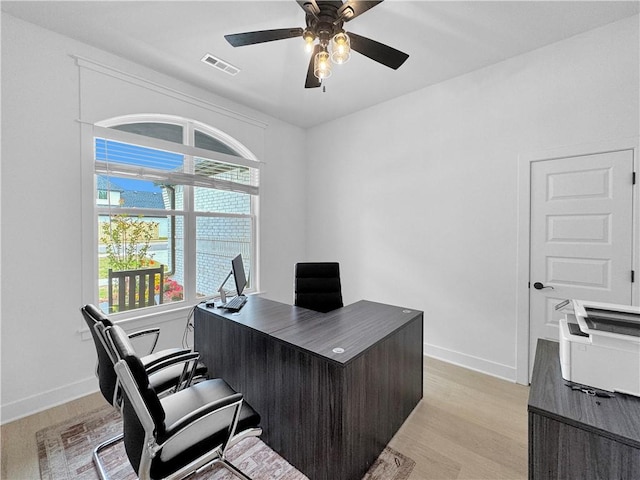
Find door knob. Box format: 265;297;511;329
533;282;554;290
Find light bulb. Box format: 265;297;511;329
313;50;332;79
303;29;315;53
331;32;351;64
305;40;314;53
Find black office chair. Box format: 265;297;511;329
108;324;262;480
294;262;344;313
80;304;208;480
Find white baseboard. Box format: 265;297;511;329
424;342;517;383
2;344;517;424
1;376;98;425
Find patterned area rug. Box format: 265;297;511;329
37;405;415;480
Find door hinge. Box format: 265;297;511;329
633;172;636;185
632;270;635;283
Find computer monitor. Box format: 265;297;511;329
231;253;247;296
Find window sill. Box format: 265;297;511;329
79;301;208;341
79;289;261;341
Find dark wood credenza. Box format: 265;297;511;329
528;339;640;479
194;296;423;480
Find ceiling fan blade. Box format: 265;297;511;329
305;44;322;88
338;1;383;21
225;28;303;47
347;31;409;69
296;0;320;17
298;1;349;17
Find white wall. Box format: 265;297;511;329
2;10;638;422
0;14;307;422
305;15;640;380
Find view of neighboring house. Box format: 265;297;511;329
97;175;168;251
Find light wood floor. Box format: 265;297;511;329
391;357;529;479
1;356;529;479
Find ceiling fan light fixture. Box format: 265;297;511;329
330;32;351;64
313;49;332;80
224;0;408;89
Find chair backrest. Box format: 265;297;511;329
294;262;343;313
108;266;164;313
80;304;118;406
109;325;166;475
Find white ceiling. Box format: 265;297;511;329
3;1;639;128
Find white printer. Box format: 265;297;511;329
559;299;640;397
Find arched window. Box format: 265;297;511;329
93;114;259;315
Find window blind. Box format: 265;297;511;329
93;125;260;196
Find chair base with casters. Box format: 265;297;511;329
108;324;262;480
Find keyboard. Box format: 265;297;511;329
221;295;247;312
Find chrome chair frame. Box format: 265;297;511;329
112;346;262;480
81;305;205;480
114;359;257;479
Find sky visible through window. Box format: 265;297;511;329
96;138;183;193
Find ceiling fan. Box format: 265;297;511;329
224;0;409;88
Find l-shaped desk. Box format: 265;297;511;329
194;296;424;480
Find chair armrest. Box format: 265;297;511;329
143;348;192;370
160;393;244;443
145;352;201;391
128;328;160;355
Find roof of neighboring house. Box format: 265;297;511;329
120;190;165;209
97;175;123;192
97;175;165;209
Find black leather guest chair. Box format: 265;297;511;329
81;304;208;480
294;262;344;313
108;324;262;480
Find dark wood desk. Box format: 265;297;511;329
528;339;640;479
194;296;423;480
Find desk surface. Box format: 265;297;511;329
199;296;422;365
201;295;317;334
528;339;640;448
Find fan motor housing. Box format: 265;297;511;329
305;3;345;45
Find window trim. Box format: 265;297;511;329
80;114;260;327
99;114;258;164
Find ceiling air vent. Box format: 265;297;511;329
201;53;240;76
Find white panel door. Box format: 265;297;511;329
529;150;635;375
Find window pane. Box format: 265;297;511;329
98;214;184;313
195;216;252;297
96;175;175;210
194;185;250;214
195;130;240;156
112;122;183;144
93;118;258;314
